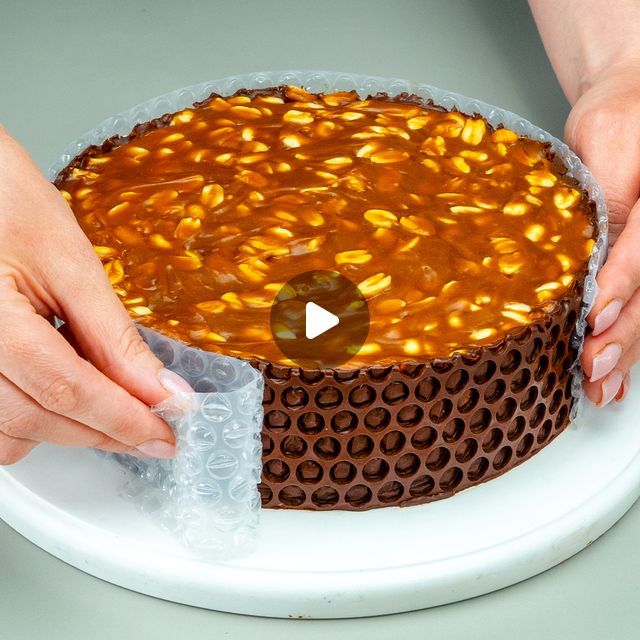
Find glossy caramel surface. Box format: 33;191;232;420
56;86;595;365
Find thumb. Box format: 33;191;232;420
44;226;192;406
584;199;640;335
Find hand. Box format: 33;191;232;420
564;61;640;407
0;126;191;464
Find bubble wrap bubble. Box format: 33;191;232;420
49;71;608;533
103;326;264;560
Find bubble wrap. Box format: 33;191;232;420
49;71;608;544
102;326;264;560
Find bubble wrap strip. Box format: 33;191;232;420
47;69;608;427
106;325;264;560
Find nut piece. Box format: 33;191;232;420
364;209;397;228
150;234;173;250
400;216;435;236
553;187;580;209
420;136;446;156
190;329;227;342
301;211;325;227
450;157;471;174
502;310;530;323
174;217;202;239
460;118;486;146
104;259;124;285
375;298;406;314
407;116;430;130
358;273;392;298
200;183;224;208
94;246;118;258
238;262;267;283
524;224;545;242
170;251;202;271
370;149;409;164
221;292;244;310
525;171;557;188
403;339;421;355
498;254;524;275
492;128;518;144
129;306;153;316
470;328;496;340
195;300;226;314
335;249;373;265
350;342;381;356
229;105;262;119
281;134;303;149
503;201;529;217
282;110;315;125
450;205;483;215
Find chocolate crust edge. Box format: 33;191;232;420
253;269;584;510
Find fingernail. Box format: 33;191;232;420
592;298;623;336
135;439;176;459
158;368;193;395
590;342;622;382
615;372;631;402
597;370;624;408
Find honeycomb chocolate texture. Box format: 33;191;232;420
54;85;598;510
253;293;580;509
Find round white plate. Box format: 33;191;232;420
1;376;640;619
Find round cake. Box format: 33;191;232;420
54;85;598;510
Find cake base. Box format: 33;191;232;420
0;382;638;619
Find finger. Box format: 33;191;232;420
582;284;640;380
0;373;136;453
0;285;176;455
583;339;639;407
585;200;640;336
612;331;640;378
615;371;631;403
36;216;191;405
0;431;38;466
565;108;640;239
583;369;625;408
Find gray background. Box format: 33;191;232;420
0;0;638;638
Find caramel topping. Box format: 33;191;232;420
56;86;595;365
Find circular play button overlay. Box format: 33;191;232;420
270;270;370;369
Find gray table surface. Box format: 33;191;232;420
1;0;638;637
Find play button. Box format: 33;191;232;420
270;270;370;368
305;302;339;339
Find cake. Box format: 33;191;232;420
54;85;597;510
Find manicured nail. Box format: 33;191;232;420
597;370;624;408
592;298;623;336
158;368;193;395
135;439;176;459
590;342;622;382
615;372;630;402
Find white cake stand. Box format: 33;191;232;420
1;375;640;619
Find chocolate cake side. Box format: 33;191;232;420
253;272;583;510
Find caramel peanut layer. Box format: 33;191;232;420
56;86;596;365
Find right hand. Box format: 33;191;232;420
0;126;192;465
564;62;640;406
